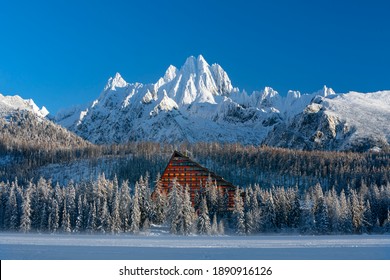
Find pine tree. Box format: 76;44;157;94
181;186;194;235
20;187;32;233
119;180;132;232
110;191;121;234
48;198;60;233
338;190;353;234
152;174;166;225
0;182;9;230
248;186;260;232
314;196;329;234
362;200;374;233
65;182;77;229
6;183;19;231
152;187;166;225
138;175;153;228
61;197;71;233
129;184;141;234
261;192;277;233
299;194;315;234
232;188;246;235
86;202;97;233
350;189;364;233
96;199;107;233
74;196;83;233
205;176;218;218
245;210;255;234
197;197;211;235
288;188;301;229
166;182;182;234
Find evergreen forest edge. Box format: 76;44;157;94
1;141;390;235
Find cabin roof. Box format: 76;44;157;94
161;150;236;190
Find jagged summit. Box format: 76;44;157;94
104;72;128;91
0;93;49;118
54;55;390;151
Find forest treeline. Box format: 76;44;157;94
1;175;389;235
1;140;390;192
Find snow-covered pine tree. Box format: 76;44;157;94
86;202;97;233
152;185;166;225
20;187;32;233
181;186;195;235
362;200;374;233
119;180;132;232
261;191;277;233
129;183;141;234
48;198;60;233
314;196;329;234
205;176;218;218
74;196;83;233
61;197;71;233
217;188;229;219
325;188;340;233
272;187;288;229
248;186;260;232
338;190;353;234
166;180;183;234
232;187;246;235
299;194;315;234
65;181;77;229
138;175;153;229
97;196;111;233
350;189;364;233
245;210;255;234
110;189;121;234
0;181;9;230
197;197;211;235
5;182;19;231
287;188;301;229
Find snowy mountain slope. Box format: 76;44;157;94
0;93;49;118
55;55;390;151
0;93;91;151
263;91;390;151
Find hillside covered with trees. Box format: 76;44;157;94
1;174;389;235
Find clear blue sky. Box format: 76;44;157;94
1;0;389;113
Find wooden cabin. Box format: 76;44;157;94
156;151;236;208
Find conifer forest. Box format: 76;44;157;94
1;142;390;235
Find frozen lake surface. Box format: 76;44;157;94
1;233;389;260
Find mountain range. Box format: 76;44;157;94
2;55;390;152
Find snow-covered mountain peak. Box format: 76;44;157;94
0;93;49;118
314;85;335;97
262;87;279;99
287;90;301;100
196;54;209;70
104;72;128;91
180;55;212;76
163;65;178;82
54;56;390;151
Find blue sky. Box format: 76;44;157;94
1;0;389;113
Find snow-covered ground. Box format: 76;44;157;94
1;233;389;260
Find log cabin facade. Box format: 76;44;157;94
156;151;236;208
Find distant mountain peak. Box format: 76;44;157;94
163;65;178;82
0;93;49;118
104;72;127;91
315;85;335;97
